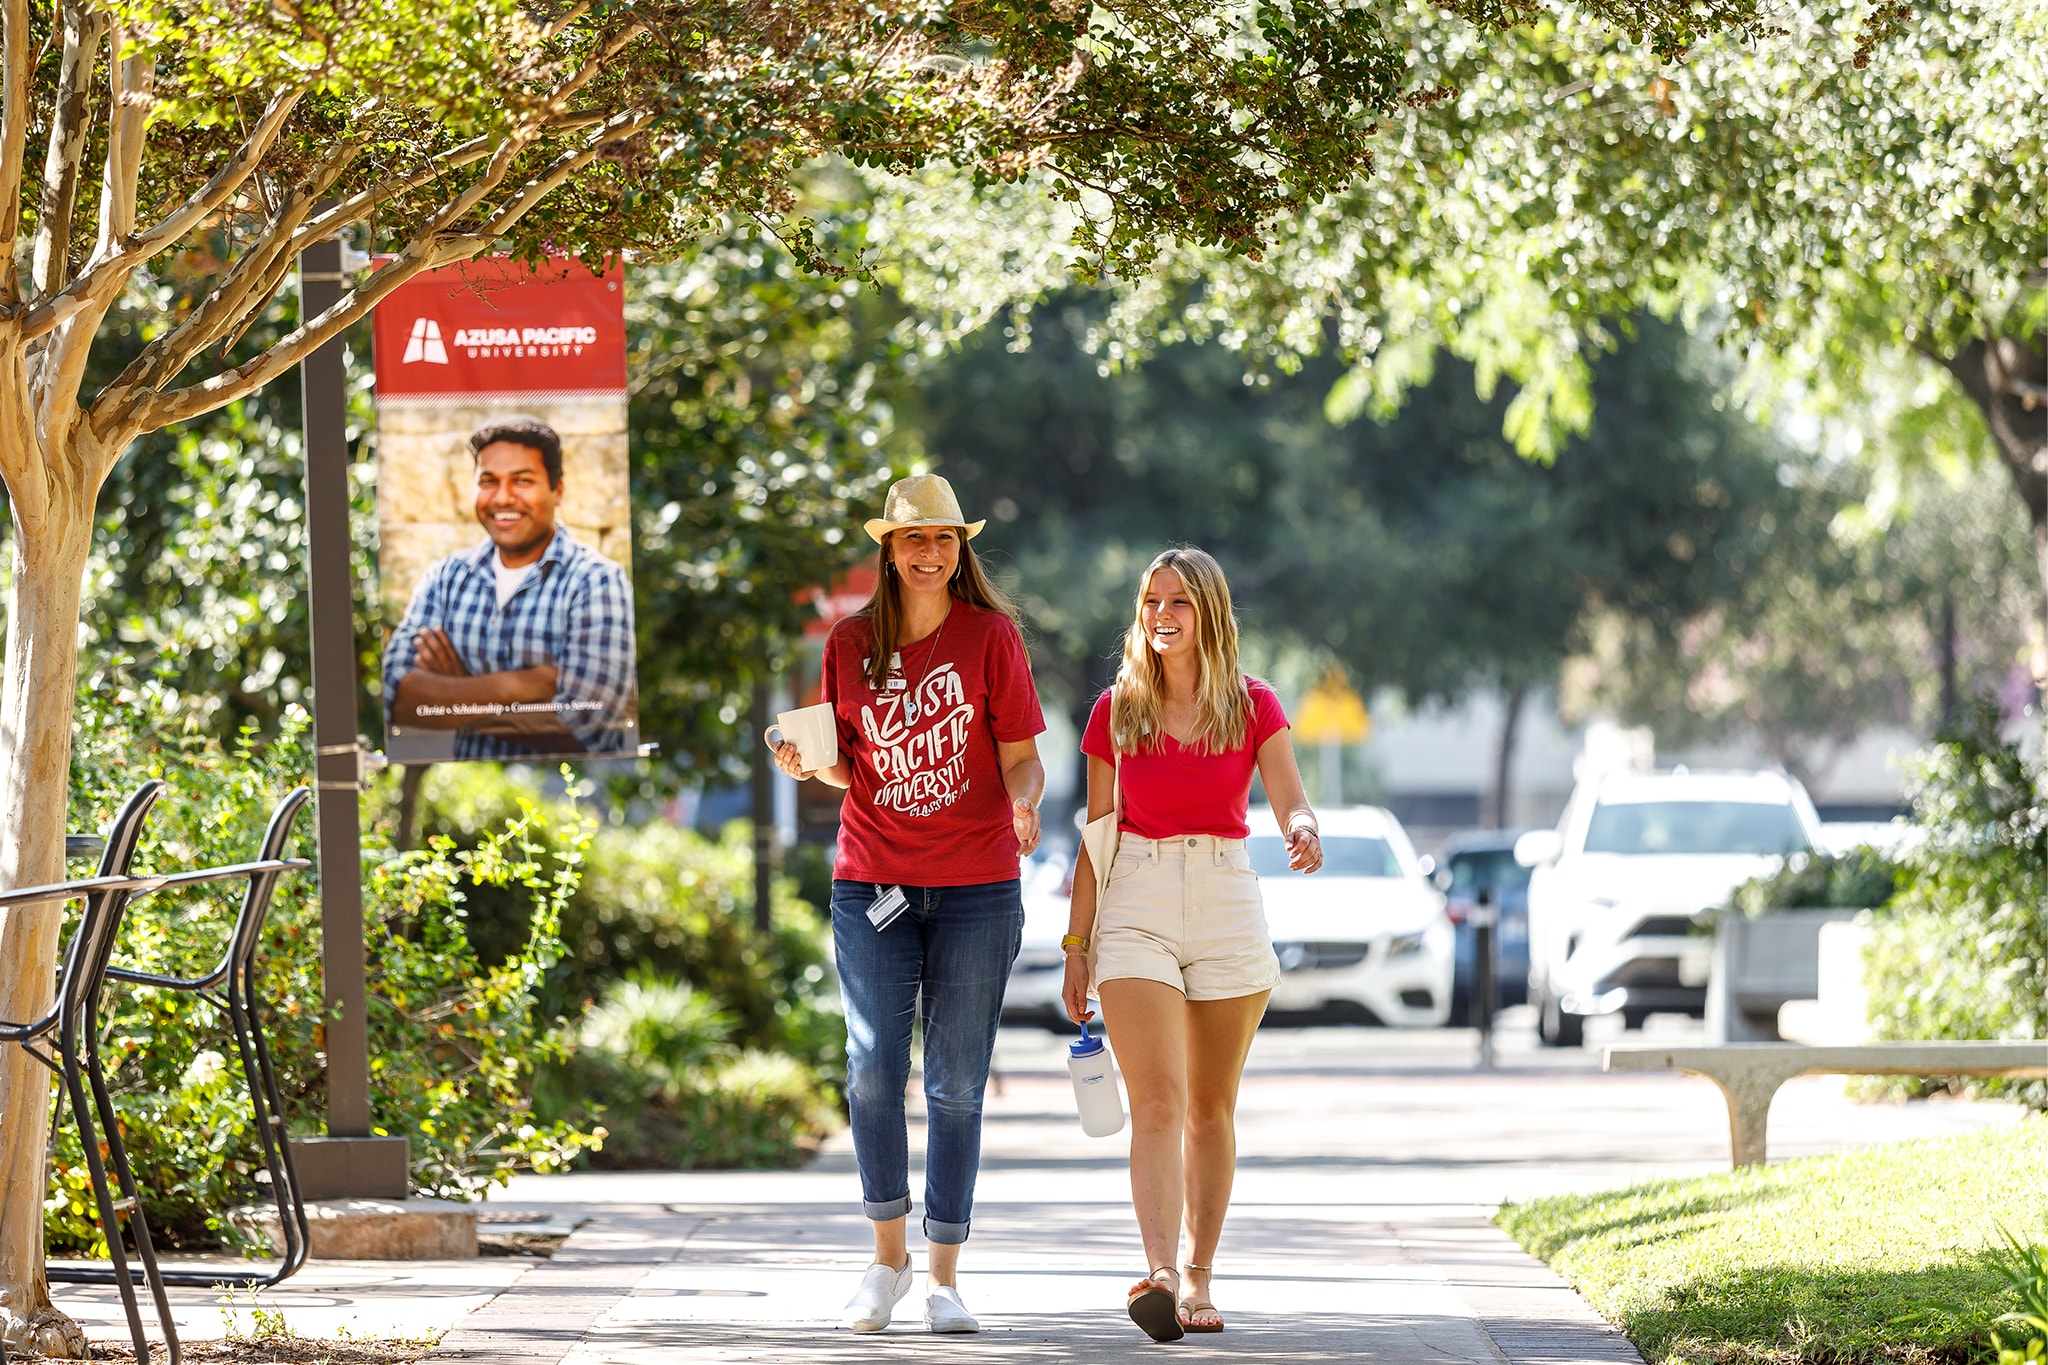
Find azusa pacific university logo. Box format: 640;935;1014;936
401;318;449;364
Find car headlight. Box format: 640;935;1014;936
1383;932;1426;959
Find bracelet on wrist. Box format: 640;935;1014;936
1060;934;1090;954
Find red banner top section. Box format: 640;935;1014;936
372;256;626;403
802;562;878;642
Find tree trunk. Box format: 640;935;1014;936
1934;334;2048;679
1937;588;1959;732
394;763;428;852
1486;684;1527;829
0;492;98;1360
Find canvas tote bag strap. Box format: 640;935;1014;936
1085;745;1124;907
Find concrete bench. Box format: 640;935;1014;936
1604;1041;2048;1167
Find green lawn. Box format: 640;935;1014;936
1497;1116;2048;1364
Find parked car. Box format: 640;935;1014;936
1000;841;1078;1028
1436;830;1532;1024
1002;806;1455;1029
1251;805;1454;1027
1517;768;1822;1047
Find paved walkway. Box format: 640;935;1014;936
54;1017;2028;1362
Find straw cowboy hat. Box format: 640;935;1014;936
863;474;987;543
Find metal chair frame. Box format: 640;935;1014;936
62;786;316;1291
0;783;314;1365
0;780;179;1365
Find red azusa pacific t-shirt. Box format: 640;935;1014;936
1080;678;1290;840
822;604;1046;886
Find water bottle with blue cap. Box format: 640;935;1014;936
1066;1018;1126;1137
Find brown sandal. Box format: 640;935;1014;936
1180;1261;1224;1333
1127;1268;1185;1342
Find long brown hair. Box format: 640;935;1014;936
1109;547;1249;755
855;529;1020;690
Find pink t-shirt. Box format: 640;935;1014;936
822;605;1046;886
1080;678;1289;840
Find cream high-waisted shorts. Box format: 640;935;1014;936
1090;834;1283;1002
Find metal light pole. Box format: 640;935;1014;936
751;676;774;933
1473;888;1499;1071
288;236;410;1200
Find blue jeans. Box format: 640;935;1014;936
831;878;1024;1245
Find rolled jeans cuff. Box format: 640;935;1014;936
922;1216;970;1246
864;1195;911;1222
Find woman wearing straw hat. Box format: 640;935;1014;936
770;473;1046;1335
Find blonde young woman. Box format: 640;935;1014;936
1061;547;1321;1343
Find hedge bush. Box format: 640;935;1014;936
392;763;846;1169
541;976;840;1169
1724;846;1903;918
1865;700;2048;1107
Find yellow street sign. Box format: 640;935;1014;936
1295;669;1370;745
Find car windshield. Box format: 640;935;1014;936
1448;849;1530;893
1248;835;1401;877
1582;800;1809;856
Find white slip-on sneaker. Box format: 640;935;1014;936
843;1261;916;1332
925;1284;981;1334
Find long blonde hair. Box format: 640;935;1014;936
855;530;1020;690
1109;547;1249;754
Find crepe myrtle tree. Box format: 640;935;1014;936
0;0;1769;1347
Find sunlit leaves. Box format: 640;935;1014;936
983;1;2043;465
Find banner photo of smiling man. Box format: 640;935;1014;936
372;257;640;762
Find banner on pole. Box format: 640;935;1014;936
372;257;640;763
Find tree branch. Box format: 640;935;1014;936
117;246;439;436
290;135;498;252
281;23;645;267
94;33;153;258
27;84;310;345
0;0;33;306
538;0;592;43
547;21;648;112
0;339;42;516
474;111;653;238
175;138;361;370
289;105;611;254
31;0;109;299
108;192;322;398
2002;373;2048;406
30;36;169;450
127;109;653;437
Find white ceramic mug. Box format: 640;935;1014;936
765;702;839;773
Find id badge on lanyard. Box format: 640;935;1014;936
868;885;909;931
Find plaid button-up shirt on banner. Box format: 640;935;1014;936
383;527;637;759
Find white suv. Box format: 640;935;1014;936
1251;805;1454;1027
1515;769;1821;1047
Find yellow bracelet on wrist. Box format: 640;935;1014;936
1060;934;1089;953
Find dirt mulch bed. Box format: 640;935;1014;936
7;1339;438;1365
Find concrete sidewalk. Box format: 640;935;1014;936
55;1019;2028;1362
432;1197;1632;1364
425;1020;2019;1364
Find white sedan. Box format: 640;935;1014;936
1000;844;1080;1028
1000;807;1454;1029
1250;806;1454;1027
